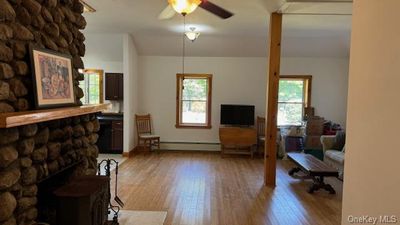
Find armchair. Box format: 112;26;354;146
321;135;345;179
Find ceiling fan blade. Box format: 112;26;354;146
199;0;233;19
158;5;176;20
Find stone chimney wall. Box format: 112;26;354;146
0;114;100;225
0;0;86;112
0;0;98;224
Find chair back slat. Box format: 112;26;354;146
135;114;152;135
257;116;265;137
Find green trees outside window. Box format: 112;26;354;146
176;74;212;128
78;69;104;105
278;76;312;126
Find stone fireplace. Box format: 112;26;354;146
0;111;104;225
0;0;109;224
0;0;86;112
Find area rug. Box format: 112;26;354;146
111;210;167;225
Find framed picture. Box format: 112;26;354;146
30;45;76;109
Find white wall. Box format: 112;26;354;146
123;34;139;152
138;56;267;145
281;57;349;127
83;59;123;73
82;33;124;72
342;0;400;224
138;56;348;148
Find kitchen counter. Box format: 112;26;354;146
98;112;123;154
101;112;123;116
98;112;123;121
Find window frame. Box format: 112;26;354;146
278;75;312;126
175;73;212;129
79;69;104;105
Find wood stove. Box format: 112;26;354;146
53;176;110;225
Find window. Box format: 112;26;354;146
176;74;212;128
278;75;312;126
78;69;104;105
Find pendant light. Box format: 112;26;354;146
185;27;200;42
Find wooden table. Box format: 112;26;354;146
219;127;257;158
287;152;339;194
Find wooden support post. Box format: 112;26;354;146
264;12;283;187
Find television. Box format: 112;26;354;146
220;104;255;126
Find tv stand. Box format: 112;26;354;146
219;127;257;157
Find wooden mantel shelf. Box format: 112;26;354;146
0;104;110;128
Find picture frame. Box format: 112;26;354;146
30;45;76;109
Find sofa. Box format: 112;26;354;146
320;131;345;179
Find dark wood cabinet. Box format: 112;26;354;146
111;120;123;152
97;113;123;154
105;73;123;100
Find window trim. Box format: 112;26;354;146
80;69;104;104
278;75;312;126
175;73;212;129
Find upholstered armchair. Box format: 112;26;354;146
321;135;336;152
321;134;345;179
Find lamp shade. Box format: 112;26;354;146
168;0;202;15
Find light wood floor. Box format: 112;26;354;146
112;152;342;225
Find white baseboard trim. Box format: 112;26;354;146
160;142;221;151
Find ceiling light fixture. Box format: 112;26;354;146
168;0;202;15
185;27;200;42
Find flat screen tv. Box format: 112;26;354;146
220;104;255;126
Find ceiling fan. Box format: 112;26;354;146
158;0;234;20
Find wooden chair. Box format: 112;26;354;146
256;116;266;153
135;114;160;153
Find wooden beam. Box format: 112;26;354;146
265;13;283;187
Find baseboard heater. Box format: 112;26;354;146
160;141;221;151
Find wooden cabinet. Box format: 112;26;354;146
97;113;123;154
105;73;123;100
111;120;123;152
219;127;257;157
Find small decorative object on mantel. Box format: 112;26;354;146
30;45;76;109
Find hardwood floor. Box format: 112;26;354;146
112;152;342;225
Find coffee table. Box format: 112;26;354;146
287;152;339;194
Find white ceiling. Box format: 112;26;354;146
82;0;352;58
